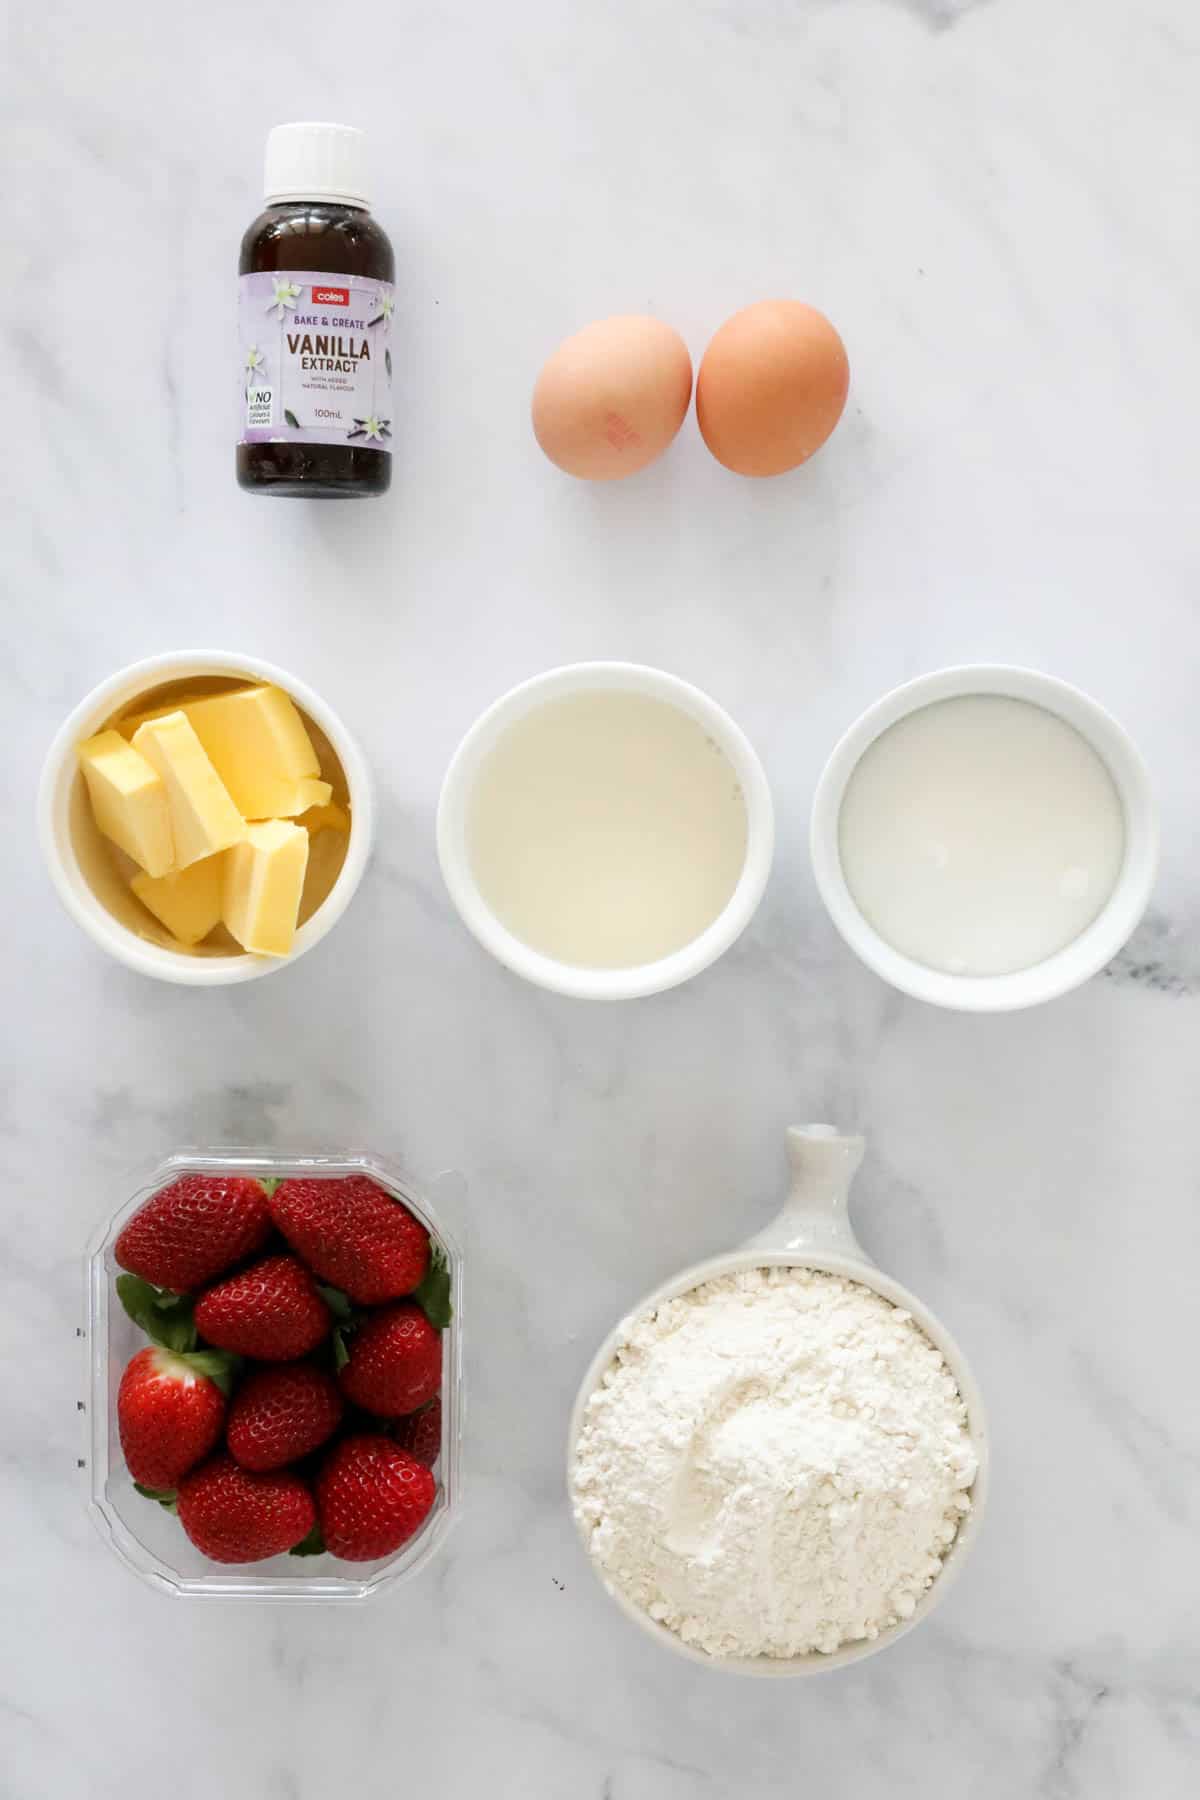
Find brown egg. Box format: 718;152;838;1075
696;301;849;477
532;316;693;481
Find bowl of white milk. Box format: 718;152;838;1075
437;663;774;999
810;666;1157;1011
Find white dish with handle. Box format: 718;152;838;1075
567;1125;989;1674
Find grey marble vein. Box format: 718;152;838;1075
1103;909;1200;996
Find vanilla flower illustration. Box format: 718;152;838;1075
244;345;266;386
347;415;391;442
266;278;301;319
367;291;395;328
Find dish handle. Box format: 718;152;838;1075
739;1125;870;1261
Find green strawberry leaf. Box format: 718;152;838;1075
133;1482;179;1513
290;1523;326;1557
259;1177;282;1199
414;1245;452;1330
283;410;301;430
116;1275;197;1352
315;1283;355;1323
332;1326;351;1372
183;1350;242;1397
116;1273;163;1324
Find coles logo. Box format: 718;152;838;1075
311;285;350;306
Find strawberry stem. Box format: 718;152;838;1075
315;1283;355;1323
183;1350;242;1397
289;1523;326;1557
414;1246;453;1330
116;1274;197;1352
133;1482;179;1513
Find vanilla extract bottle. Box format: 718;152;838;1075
237;122;395;497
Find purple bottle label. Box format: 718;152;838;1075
238;269;394;451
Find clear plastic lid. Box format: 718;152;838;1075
83;1148;463;1601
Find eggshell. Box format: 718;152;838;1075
696;300;849;477
532;316;693;481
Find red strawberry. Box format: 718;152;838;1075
338;1302;442;1417
226;1363;343;1472
316;1435;436;1561
177;1454;316;1563
117;1346;229;1489
193;1254;331;1361
115;1174;272;1292
269;1175;429;1305
391;1395;442;1468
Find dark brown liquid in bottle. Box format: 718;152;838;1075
237;203;395;498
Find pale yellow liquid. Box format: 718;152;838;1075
467;691;749;969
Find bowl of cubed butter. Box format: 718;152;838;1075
39;651;373;983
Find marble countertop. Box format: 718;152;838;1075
5;0;1199;1793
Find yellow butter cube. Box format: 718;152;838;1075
222;819;309;957
131;857;225;947
132;712;245;870
112;700;179;739
296;798;351;836
77;732;174;878
179;685;329;819
248;777;332;820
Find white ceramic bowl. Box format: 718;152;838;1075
810;665;1158;1012
568;1127;989;1675
437;662;775;1000
39;650;374;985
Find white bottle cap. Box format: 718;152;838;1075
264;122;369;208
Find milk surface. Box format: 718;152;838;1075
838;695;1125;976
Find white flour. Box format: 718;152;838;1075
572;1266;978;1658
